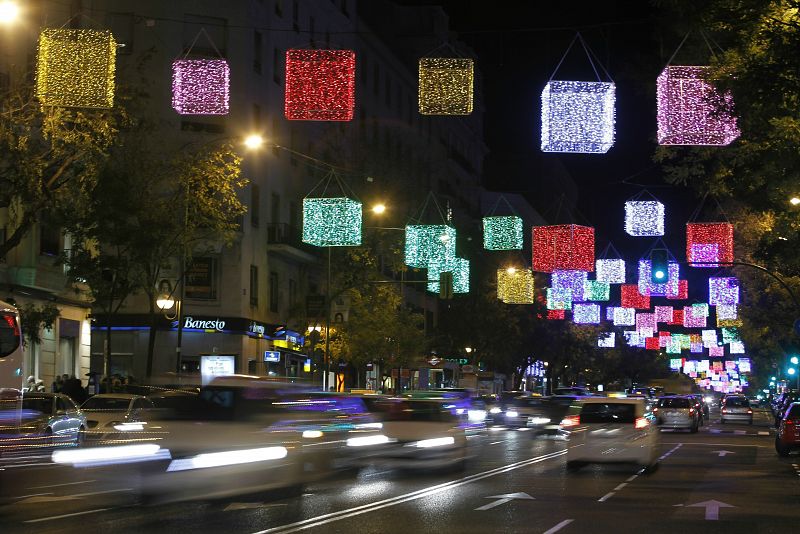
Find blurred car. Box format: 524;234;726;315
720;396;753;425
772;391;800;426
687;394;710;423
775;402;800;457
505;396;570;436
554;386;592;397
654;396;700;432
81;393;155;442
0;392;86;449
564;398;659;472
353;398;468;471
476;394;504;425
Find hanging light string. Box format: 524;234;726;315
547;31;613;83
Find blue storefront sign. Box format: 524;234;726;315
264;351;281;363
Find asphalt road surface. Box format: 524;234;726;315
2;406;797;533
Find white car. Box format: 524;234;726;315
81;393;155;442
564;398;660;472
353;398;469;471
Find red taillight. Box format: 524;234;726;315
785;419;795;426
747;410;752;414
722;408;727;414
689;408;695;414
653;407;659;413
560;415;580;428
635;417;649;429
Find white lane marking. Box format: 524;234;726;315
253;449;568;534
613;483;627;491
662;442;767;448
489;440;508;445
68;487;134;498
758;431;770;436
23;508;111;523
598;492;615;502
13;492;53;500
543;519;574;534
474;492;534;511
625;475;638;482
30;479;96;489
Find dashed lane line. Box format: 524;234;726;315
23;508;111;524
599;443;682;503
542;519;574;534
597;492;615;502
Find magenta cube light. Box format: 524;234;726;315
656;66;740;146
172;59;230;115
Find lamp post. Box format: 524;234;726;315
0;1;19;24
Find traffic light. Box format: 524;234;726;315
439;271;453;300
650;248;669;284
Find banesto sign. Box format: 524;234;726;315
183;316;226;331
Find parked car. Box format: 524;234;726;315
353;398;468;471
773;392;800;427
775;402;800;457
654;396;700;432
3;392;87;448
720;396;753;425
564;398;659;472
81;393;155;443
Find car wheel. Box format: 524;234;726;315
776;439;791;457
566;461;585;472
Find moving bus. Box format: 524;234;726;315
0;300;24;393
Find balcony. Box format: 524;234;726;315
266;223;317;264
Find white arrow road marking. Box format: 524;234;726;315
681;500;735;520
474;492;534;511
713;450;735;457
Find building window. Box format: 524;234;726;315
251;183;260;227
289;279;297;307
275;0;283;17
250;265;259;306
289;201;299;232
269;271;279;312
273;48;281;84
253;103;262;129
340;0;349;17
253;30;262;73
39;221;61;256
271;193;281;224
185;257;219;300
292;1;299;32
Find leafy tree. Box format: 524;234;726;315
18;302;60;347
0;70;126;260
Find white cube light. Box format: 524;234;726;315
541;80;615;154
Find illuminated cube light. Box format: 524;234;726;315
716;304;738;321
533;225;595;273
171;59;230;115
717;317;743;328
690;342;704;353
683;305;707;328
624;201;665;236
541;81;616;153
620;284;650;309
683;360;697;373
583;280;610;301
659;333;669;348
738;358;751;373
692;303;710;317
638;260;680;297
606;307;617;321
418;58;473;115
639;327;654;339
709;346;724;357
285;49;355;121
702;329;718;348
427;257;469;294
656;65;740;146
547;288;573;310
678;334;691;350
483;216;523;250
302;198;362;246
729;341;745;354
670;309;684;325
666;337;682;354
573;303;601;324
709;277;740;305
686;223;734;267
595;258;626;284
404;225;456;268
624;331;642;347
547;309;566;320
613;307;636;326
722;327;740;344
670;358;683;370
636;312;656;331
645;337;660;351
497;268;535;304
552;270;588;302
36;29;117;108
667;279;689;300
598;332;615;348
655;306;674;323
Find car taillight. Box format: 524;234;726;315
634;417;649;429
721;408;727;414
747;410;752;414
689;408;695;414
560;415;580;428
653;407;659;413
785;419;795;426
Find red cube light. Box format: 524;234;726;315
620;284;650;309
686;223;734;267
547;309;565;320
666;279;688;300
645;337;660;351
669;309;684;325
285;49;355;121
532;225;595;273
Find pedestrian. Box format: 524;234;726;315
63;375;87;405
25;376;36;392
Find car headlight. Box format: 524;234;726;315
506;410;519;418
704;396;712;403
489;407;502;414
302;430;323;439
411;437;455;448
468;409;487;422
113;422;146;432
529;417;551;425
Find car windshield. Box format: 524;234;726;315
21;397;52;414
657;398;691;408
579;403;636;424
725;397;749;407
82;397;131;411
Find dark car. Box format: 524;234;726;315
776;402;800;456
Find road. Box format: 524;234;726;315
1;406;797;533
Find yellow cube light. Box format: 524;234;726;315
418;58;473;115
497;268;535;304
36;29;117;108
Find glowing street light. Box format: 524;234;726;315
791;356;799;365
790;197;800;206
243;134;264;150
788;367;796;376
0;1;19;24
371;203;386;215
506;267;517;275
156;294;175;311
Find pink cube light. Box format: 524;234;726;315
172;59;230;115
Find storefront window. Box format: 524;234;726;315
185;257;219;300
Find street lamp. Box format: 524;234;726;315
371;203;386;215
156;294;175;311
243;134;264;150
790;197;800;206
791;356;799;365
0;1;19;24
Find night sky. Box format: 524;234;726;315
395;1;703;276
